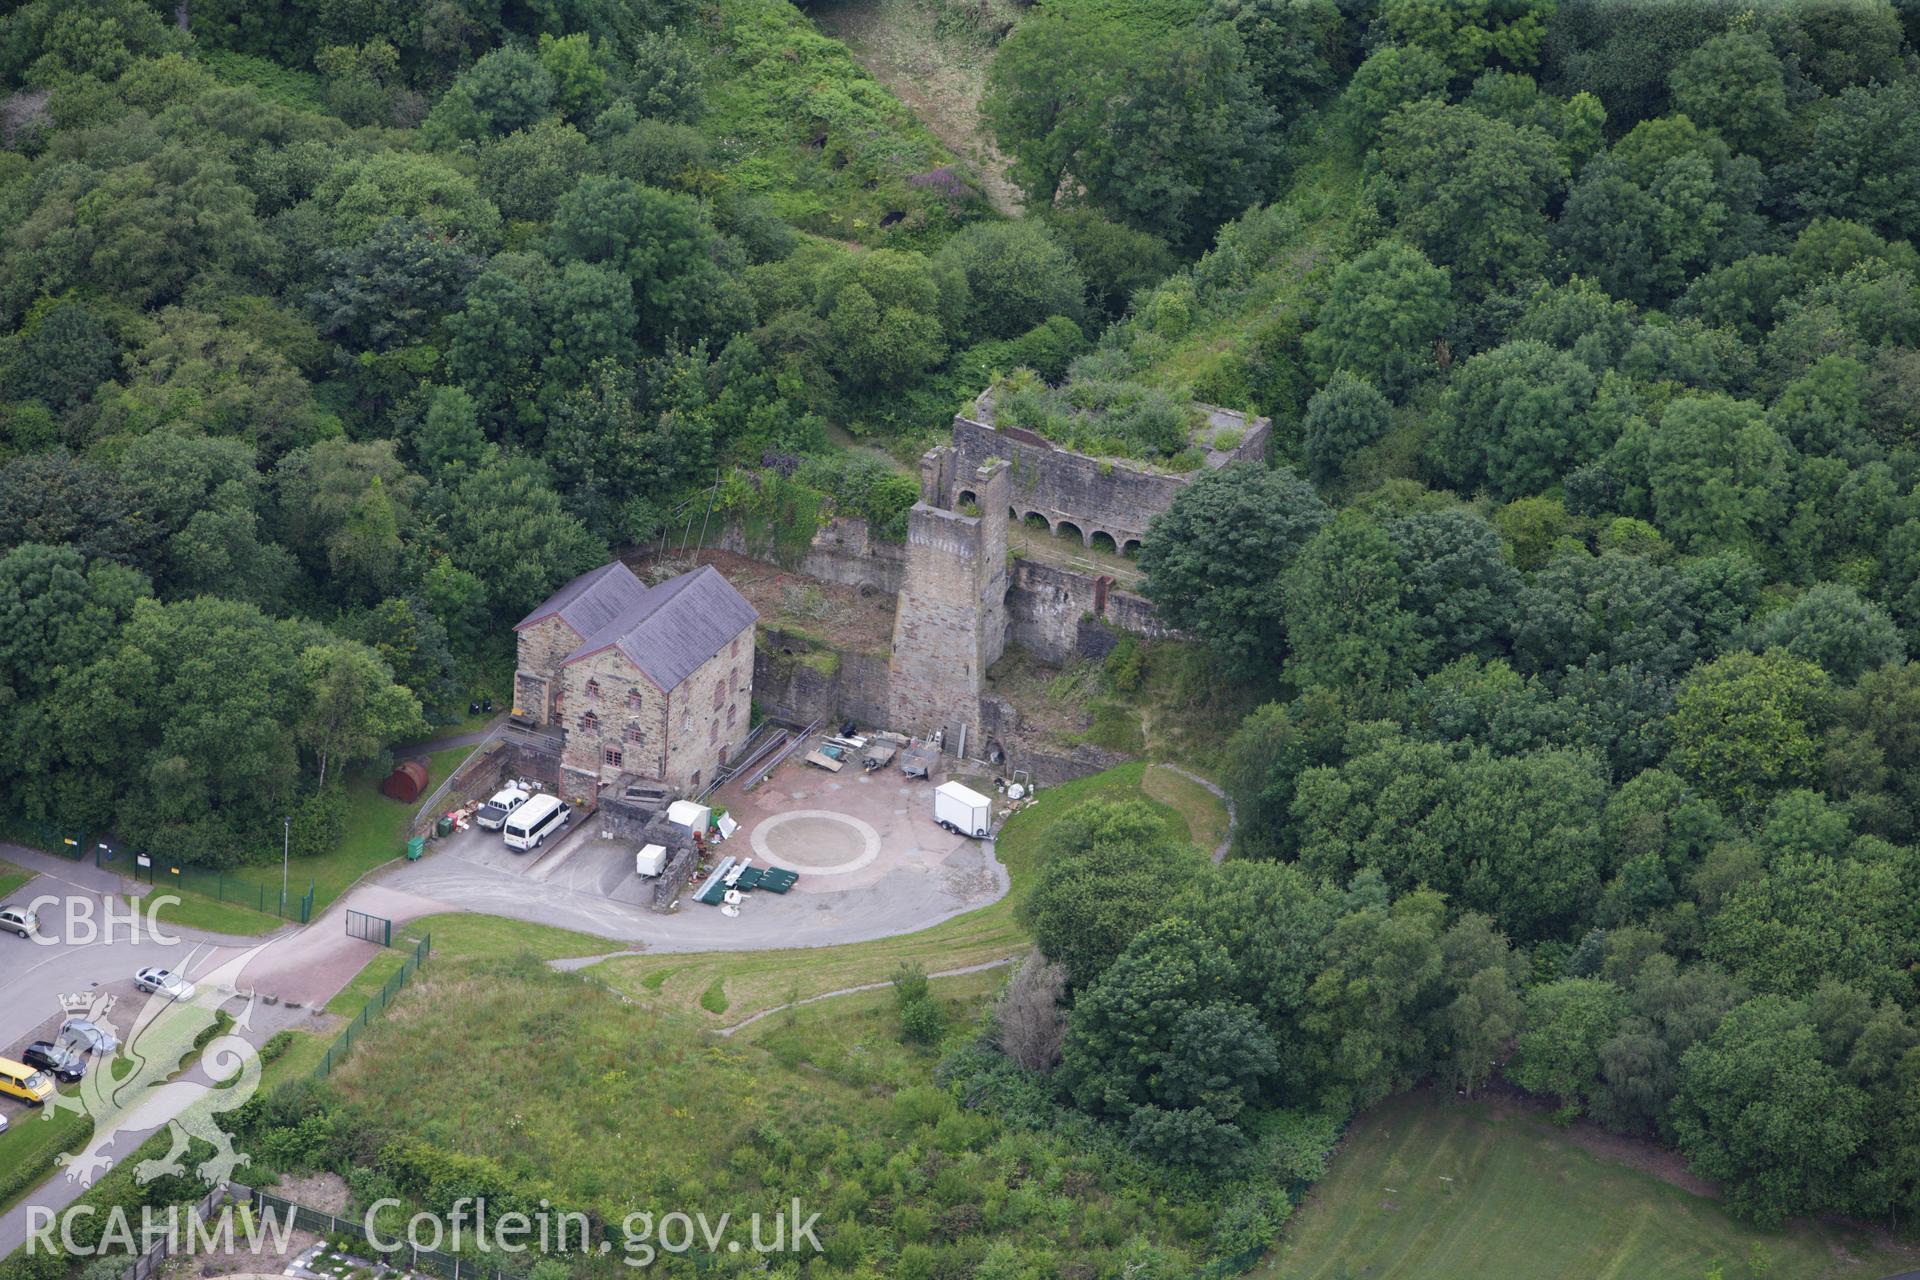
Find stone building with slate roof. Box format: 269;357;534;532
514;562;757;805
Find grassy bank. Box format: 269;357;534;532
123;892;285;937
597;761;1211;1025
0;858;29;902
215;744;477;916
1261;1091;1920;1280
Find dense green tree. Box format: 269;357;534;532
1042;209;1177;320
423;45;555;143
316;150;502;248
273;439;422;604
0;544;148;696
979;9;1124;212
1641;394;1789;556
1283;511;1421;707
1513;550;1702;681
1378;0;1555;77
549;175;737;348
1667;649;1830;812
1706;846;1912;1002
1140;464;1330;680
1798;77;1920;244
1060;918;1275;1164
1667;32;1788;158
1220;691;1348;861
1303;240;1451;396
1204;0;1343;114
1375;101;1565;293
439;455;603;620
1426;340;1599;501
1672;996;1869;1225
932;221;1085;342
1294;885;1448;1111
1387;510;1520;667
2;301;120;413
624;30;704;124
296;640;426;788
309;217;480;354
1511;978;1628;1115
1082;26;1278;252
1341;43;1449;143
1302;372;1391;487
1020;799;1207;990
1751;583;1903;682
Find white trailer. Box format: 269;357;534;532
933;781;993;838
634;843;668;877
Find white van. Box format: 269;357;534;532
503;794;570;852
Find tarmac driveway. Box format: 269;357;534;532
379;753;1009;951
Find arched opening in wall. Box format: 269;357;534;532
956;489;979;510
1090;531;1118;556
1055;520;1085;545
1122;539;1142;558
1009;506;1019;521
1024;512;1050;532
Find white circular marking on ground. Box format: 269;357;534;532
750;809;883;876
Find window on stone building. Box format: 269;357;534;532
585;679;600;700
709;720;718;744
730;636;740;659
690;771;701;788
727;703;736;727
712;680;723;710
626;724;642;743
627;689;642;709
604;747;622;768
580;710;598;732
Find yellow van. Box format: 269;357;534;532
0;1055;55;1105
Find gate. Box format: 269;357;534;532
345;910;392;946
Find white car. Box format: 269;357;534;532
0;904;37;938
473;785;530;831
134;966;197;1002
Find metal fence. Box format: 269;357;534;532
245;1185;516;1280
133;856;316;924
0;820;317;923
313;931;431;1080
120;1182;231;1280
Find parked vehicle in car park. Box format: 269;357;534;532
21;1040;85;1082
502;794;570;852
134;966;197;1001
59;1018;119;1054
0;1056;54;1105
474;785;531;831
0;904;36;938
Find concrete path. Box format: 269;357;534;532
1158;765;1237;862
713;956;1019;1036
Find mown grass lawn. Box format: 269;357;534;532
1260;1091;1920;1280
597;761;1213;1026
1142;763;1230;852
0;857;30;901
125;892;285;937
0;1107;91;1212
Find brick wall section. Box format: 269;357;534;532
887;457;1010;746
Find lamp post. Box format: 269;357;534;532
281;816;291;917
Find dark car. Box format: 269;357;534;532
21;1040;85;1083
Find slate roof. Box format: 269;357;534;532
514;562;651;638
557;564;758;692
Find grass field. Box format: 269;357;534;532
1142;764;1230;852
597;761;1213;1026
123;892;285;937
1261;1092;1920;1280
0;857;29;901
